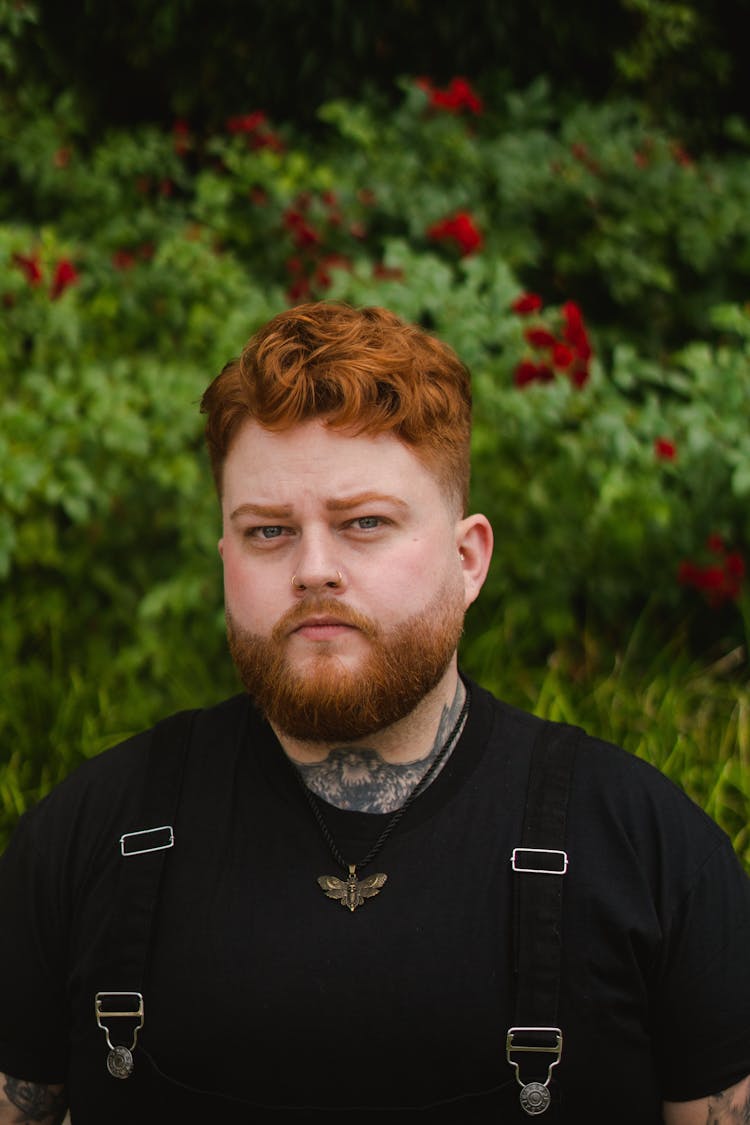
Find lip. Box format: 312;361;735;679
291;615;356;639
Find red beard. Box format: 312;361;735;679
226;584;465;742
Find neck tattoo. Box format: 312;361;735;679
294;685;471;911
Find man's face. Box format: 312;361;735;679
218;419;485;742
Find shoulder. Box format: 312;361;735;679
470;678;738;888
3;693;252;863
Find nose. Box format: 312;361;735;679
290;533;346;593
291;568;344;592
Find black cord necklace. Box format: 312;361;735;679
296;685;471;911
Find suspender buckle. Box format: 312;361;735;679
120;825;174;856
506;1027;563;1115
511;847;568;875
95;992;144;1079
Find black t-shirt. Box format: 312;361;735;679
1;679;749;1122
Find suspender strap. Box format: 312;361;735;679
507;721;580;1114
95;709;198;1075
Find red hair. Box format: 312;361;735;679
200;301;472;512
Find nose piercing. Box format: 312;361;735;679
291;571;343;590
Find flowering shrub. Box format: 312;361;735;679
2;41;750;845
512;297;592;387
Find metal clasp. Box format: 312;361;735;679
506;1025;563;1085
95;991;144;1052
511;847;568;875
120;825;174;856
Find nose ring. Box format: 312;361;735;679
291;571;343;590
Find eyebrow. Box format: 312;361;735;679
229;493;408;521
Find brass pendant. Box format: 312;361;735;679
317;864;387;911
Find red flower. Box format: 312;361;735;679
373;263;405;281
678;541;745;606
112;249;136;270
670;141;693;168
172;119;191;156
422;76;483;115
427;211;483;256
569;365;590;388
226;111;284;151
524;327;556;349
226;111;267;134
513;361;554;388
570;142;600;175
725;551;745;578
654;437;677;461
283;209;321;249
50;259;79;299
552;343;575;369
561;302;591;359
511;292;543;315
313;253;352;290
12;252;43;285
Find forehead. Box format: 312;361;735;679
221;419;446;508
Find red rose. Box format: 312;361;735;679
112;249;136;270
562;301;592;362
12;252;43;285
724;552;745;579
226;111;267;134
417;76;483;115
427;211;483;256
524;327;557;349
654;438;677;461
50;259;79;299
172;119;191;155
511;293;543;315
513;361;553;388
552;343;575;369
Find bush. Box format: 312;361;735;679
1;30;748;849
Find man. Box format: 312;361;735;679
1;301;749;1123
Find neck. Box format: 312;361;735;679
277;670;467;814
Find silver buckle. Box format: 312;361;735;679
120;825;174;856
506;1026;563;1113
511;847;568;875
95;991;144;1047
95;992;144;1079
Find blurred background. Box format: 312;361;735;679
1;0;749;864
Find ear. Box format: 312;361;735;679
455;514;493;609
218;537;225;559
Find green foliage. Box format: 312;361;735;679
1;53;749;859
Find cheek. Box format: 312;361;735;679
220;547;280;623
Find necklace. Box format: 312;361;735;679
296;685;471;911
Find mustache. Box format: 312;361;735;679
271;597;379;642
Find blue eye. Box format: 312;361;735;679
355;516;381;529
259;526;284;538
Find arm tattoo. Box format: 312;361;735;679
2;1076;67;1124
705;1081;750;1124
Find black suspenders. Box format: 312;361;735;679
92;705;579;1118
507;720;580;1116
94;709;197;1080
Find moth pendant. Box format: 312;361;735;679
317;865;387;911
